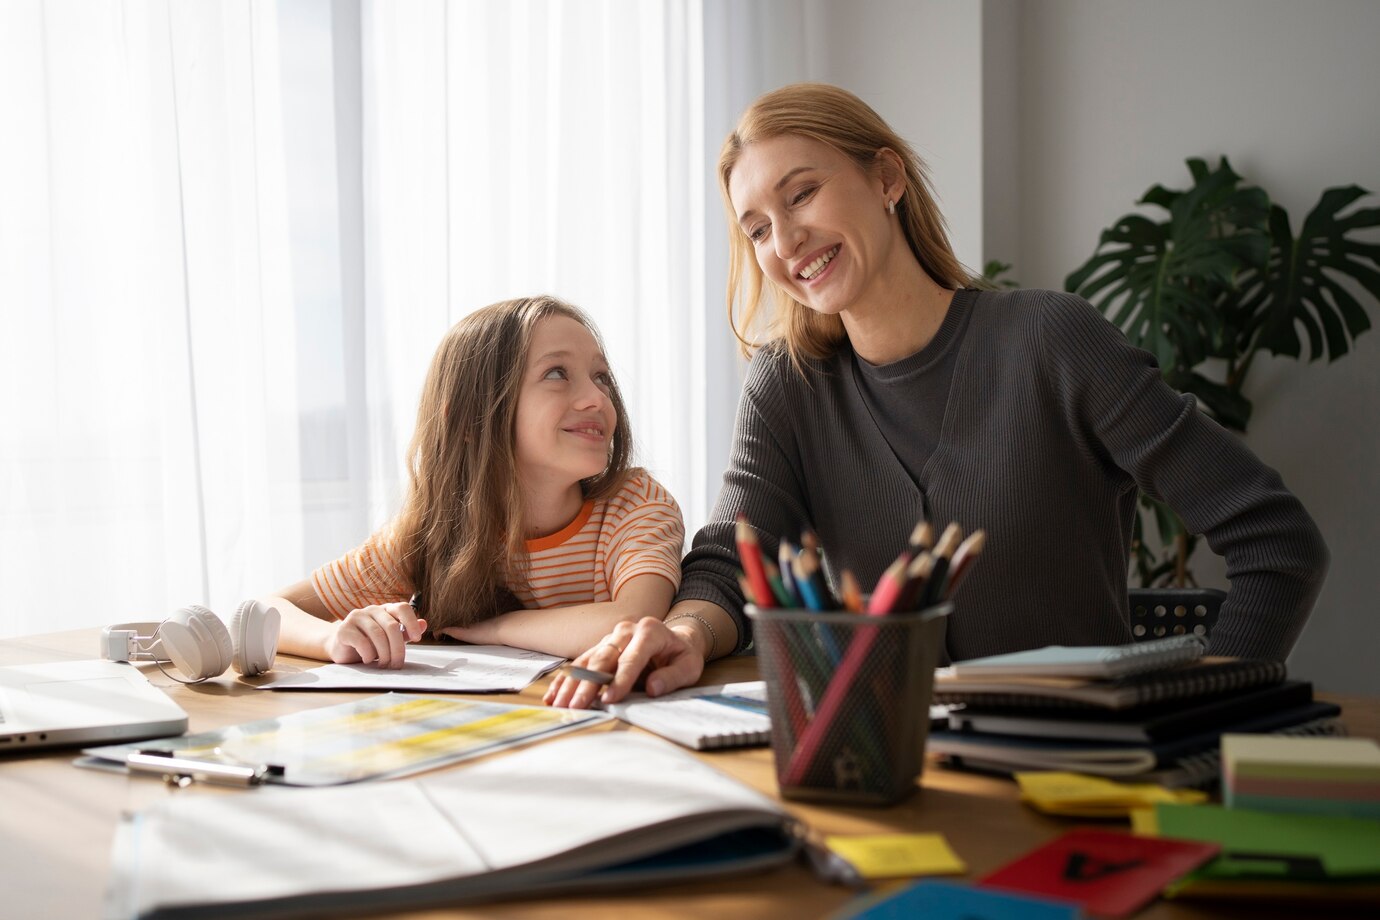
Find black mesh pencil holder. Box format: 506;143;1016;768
746;603;950;806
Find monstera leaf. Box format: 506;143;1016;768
1235;187;1380;363
1065;158;1270;372
1063;157;1376;588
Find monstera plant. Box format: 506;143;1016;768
1066;157;1378;587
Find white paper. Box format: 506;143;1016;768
108;733;793;919
261;645;564;693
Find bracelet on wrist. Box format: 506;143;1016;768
664;612;717;663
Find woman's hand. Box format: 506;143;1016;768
324;602;427;668
544;616;704;710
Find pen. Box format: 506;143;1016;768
563;664;615;686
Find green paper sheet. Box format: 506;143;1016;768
1153;803;1380;879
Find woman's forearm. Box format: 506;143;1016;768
662;599;738;662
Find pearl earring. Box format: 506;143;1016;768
886;199;896;215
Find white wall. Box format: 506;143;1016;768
810;0;1380;693
1013;0;1380;695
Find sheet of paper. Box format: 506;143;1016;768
981;828;1219;918
261;645;564;693
824;833;966;878
83;694;609;785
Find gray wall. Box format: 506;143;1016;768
809;0;1380;693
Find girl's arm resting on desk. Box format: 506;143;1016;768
543;598;739;710
439;573;676;660
266;578;426;669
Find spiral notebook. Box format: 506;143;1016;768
951;634;1206;680
604;681;771;750
934;658;1287;710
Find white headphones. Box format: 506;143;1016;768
100;601;281;682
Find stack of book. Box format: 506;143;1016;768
928;635;1346;788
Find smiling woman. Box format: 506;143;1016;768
550;82;1329;712
262;296;685;667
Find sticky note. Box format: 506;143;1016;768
1015;771;1206;817
824;833;966;878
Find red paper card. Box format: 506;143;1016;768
979;828;1219;918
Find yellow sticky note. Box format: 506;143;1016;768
823;833;966;879
1015;771;1206;817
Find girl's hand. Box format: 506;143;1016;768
324;602;426;669
543;617;703;710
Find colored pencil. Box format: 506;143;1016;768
920;523;963;608
839;570;864;613
866;551;913;615
943;529;987;599
908;519;935;552
777;540;802;607
898;551;936;610
735;515;777;610
764;560;796;607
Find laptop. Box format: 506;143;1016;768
0;659;188;751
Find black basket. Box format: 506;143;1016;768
747;604;949;805
1129;588;1225;641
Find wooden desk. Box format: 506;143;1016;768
2;629;1377;919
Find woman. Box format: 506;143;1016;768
546;83;1327;710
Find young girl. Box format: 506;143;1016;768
268;295;684;667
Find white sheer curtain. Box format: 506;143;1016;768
355;0;714;541
0;0;809;639
0;0;305;638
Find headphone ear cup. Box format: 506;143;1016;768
230;600;280;676
171;605;234;681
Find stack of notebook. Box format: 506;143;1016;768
929;635;1346;788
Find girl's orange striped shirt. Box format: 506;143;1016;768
310;471;685;617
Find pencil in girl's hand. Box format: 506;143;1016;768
921;523;964;608
943;529;986;599
866;552;912;615
840;570;864;613
778;539;802;606
908;520;935;552
735;515;777;609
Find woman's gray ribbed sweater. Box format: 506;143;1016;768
675;288;1328;663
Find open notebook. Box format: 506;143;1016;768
105;733;801;918
604;681;772;750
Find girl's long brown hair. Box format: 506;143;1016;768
718;83;973;369
391;296;633;630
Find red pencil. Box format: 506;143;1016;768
866;551;913;615
735;515;777;609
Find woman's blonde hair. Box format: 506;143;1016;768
718;82;972;366
391;296;633;630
